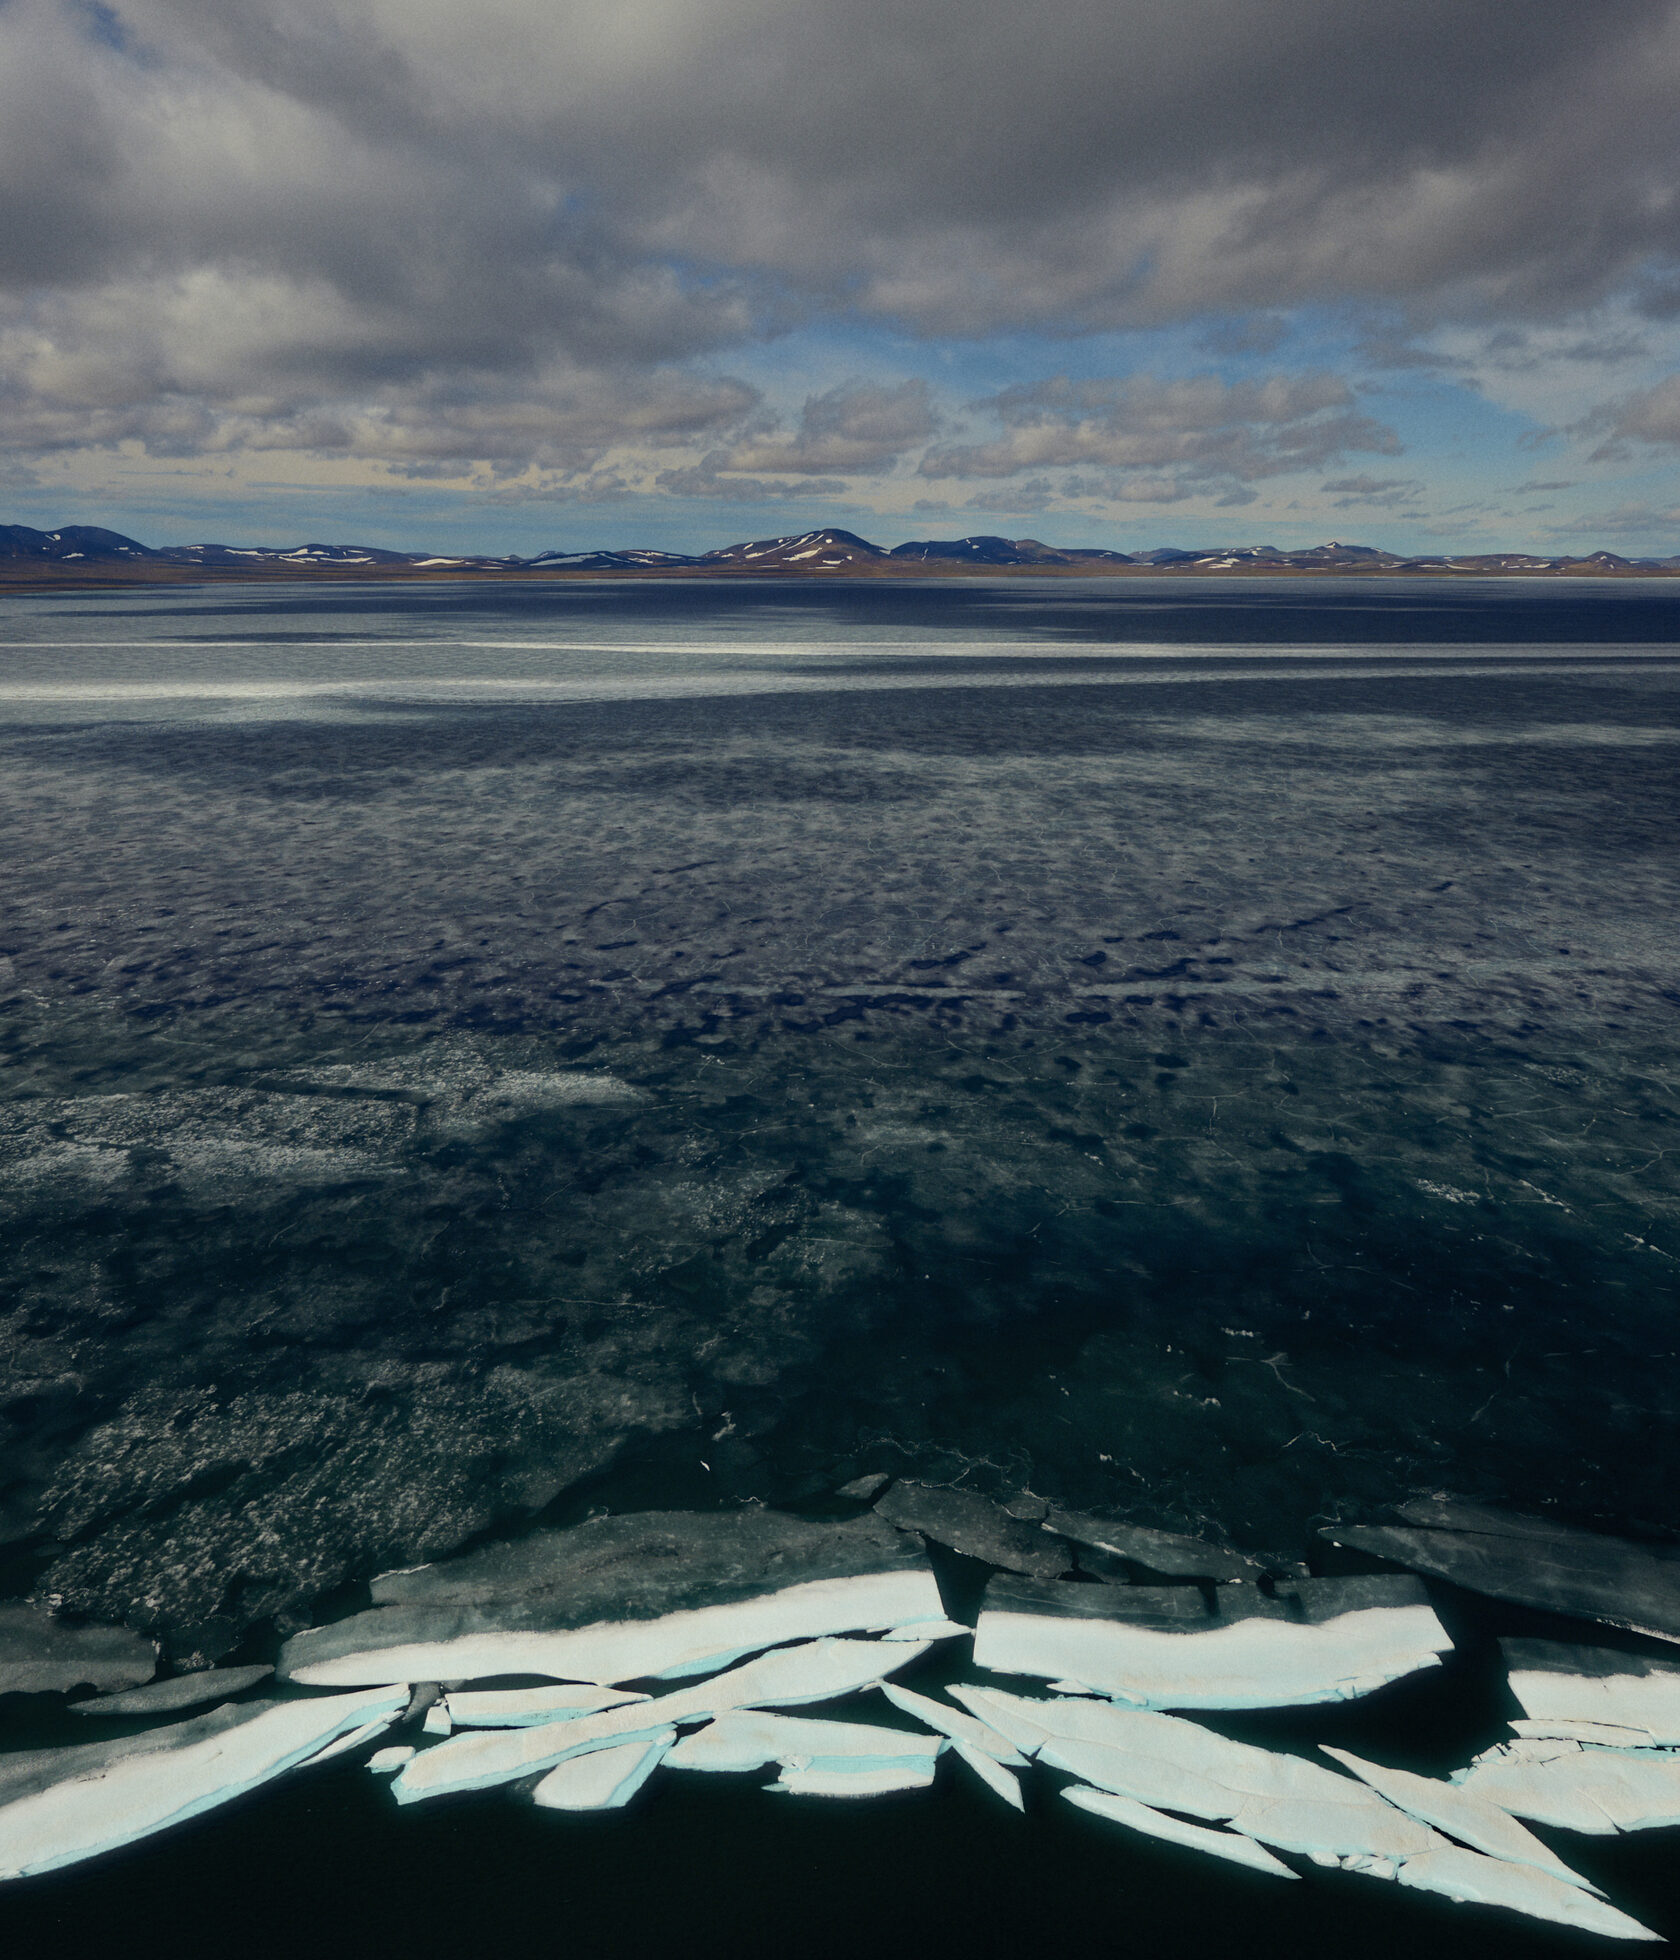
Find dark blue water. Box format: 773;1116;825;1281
1;575;1677;1950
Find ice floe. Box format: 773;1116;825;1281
1455;1737;1680;1834
664;1711;941;1778
1323;1501;1680;1645
0;1601;156;1697
69;1664;272;1717
367;1746;415;1773
532;1732;675;1811
1504;1638;1680;1746
878;1682;1027;1764
1393;1847;1660;1941
771;1763;937;1797
971;1572;1450;1708
388;1637;931;1805
281;1510;940;1687
0;1687;406;1879
1320;1745;1592;1885
953;1687;1442;1857
1063;1786;1298;1877
445;1684;649;1727
951;1738;1024;1808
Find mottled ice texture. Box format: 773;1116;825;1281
874;1483;1071;1579
70;1664;272;1717
1319;1747;1591;1885
0;1602;156;1697
1324;1503;1680;1645
971;1573;1449;1708
5;586;1680;1667
1504;1639;1680;1746
445;1684;648;1727
1063;1786;1298;1877
531;1732;674;1811
0;1687;405;1880
664;1711;941;1776
1455;1738;1680;1834
281;1511;938;1687
1042;1508;1264;1583
389;1637;930;1803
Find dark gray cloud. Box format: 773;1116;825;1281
1;0;1678;483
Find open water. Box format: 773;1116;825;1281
1;574;1677;1953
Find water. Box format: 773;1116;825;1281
1;575;1677;1949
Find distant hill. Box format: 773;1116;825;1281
1;520;1676;582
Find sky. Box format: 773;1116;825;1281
4;0;1680;557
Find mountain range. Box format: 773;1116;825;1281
2;522;1675;582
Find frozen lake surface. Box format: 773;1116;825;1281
0;575;1676;1953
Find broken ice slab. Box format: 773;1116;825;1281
874;1483;1072;1580
0;1686;405;1881
306;1713;405;1767
1319;1747;1592;1887
881;1619;970;1642
1063;1787;1298;1878
971;1572;1450;1709
531;1732;675;1811
70;1664;273;1717
665;1711;942;1776
957;1686;1446;1861
281;1509;940;1687
367;1746;415;1773
1042;1509;1265;1584
771;1763;938;1798
951;1739;1024;1808
0;1601;156;1698
1455;1737;1680;1835
1503;1638;1680;1746
1394;1847;1659;1942
445;1684;650;1728
389;1637;932;1804
878;1682;1027;1764
1322;1503;1680;1645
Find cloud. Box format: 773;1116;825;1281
1;0;1679;495
1321;474;1426;507
919;373;1400;495
1547;501;1680;537
715;378;938;475
1577;373;1680;457
652;454;848;500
